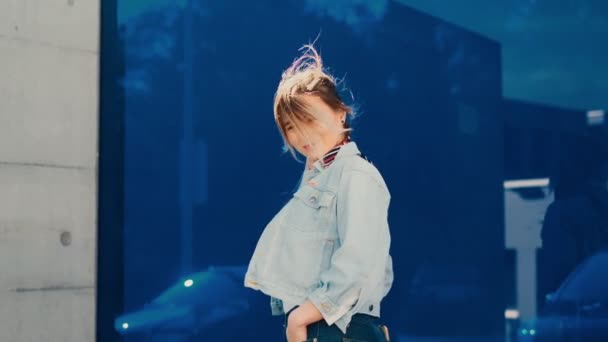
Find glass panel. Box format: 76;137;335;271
101;1;608;340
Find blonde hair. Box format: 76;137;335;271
273;43;356;159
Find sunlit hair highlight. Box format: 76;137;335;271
273;43;356;160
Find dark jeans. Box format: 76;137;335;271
283;306;389;342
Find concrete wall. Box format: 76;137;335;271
0;1;99;341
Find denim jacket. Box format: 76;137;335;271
244;141;393;334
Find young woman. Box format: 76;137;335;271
244;43;393;342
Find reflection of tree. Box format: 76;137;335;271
120;4;187;315
119;0;395;95
303;0;388;30
118;0;186;26
120;5;182;95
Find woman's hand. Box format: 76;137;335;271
286;301;323;342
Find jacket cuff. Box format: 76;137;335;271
307;288;359;326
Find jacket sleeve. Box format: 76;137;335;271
306;168;391;325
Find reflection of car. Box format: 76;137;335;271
114;266;253;337
519;248;608;341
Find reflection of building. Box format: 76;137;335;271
504;179;552;320
504;99;607;181
503;98;607;321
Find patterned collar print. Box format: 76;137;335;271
320;137;351;169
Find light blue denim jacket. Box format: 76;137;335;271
244;141;393;334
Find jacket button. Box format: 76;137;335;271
309;196;318;204
369;305;374;311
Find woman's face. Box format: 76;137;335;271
283;95;346;161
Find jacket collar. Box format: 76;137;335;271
310;141;360;172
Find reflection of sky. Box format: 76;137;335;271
398;0;608;111
119;0;607;111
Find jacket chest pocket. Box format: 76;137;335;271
287;184;336;233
